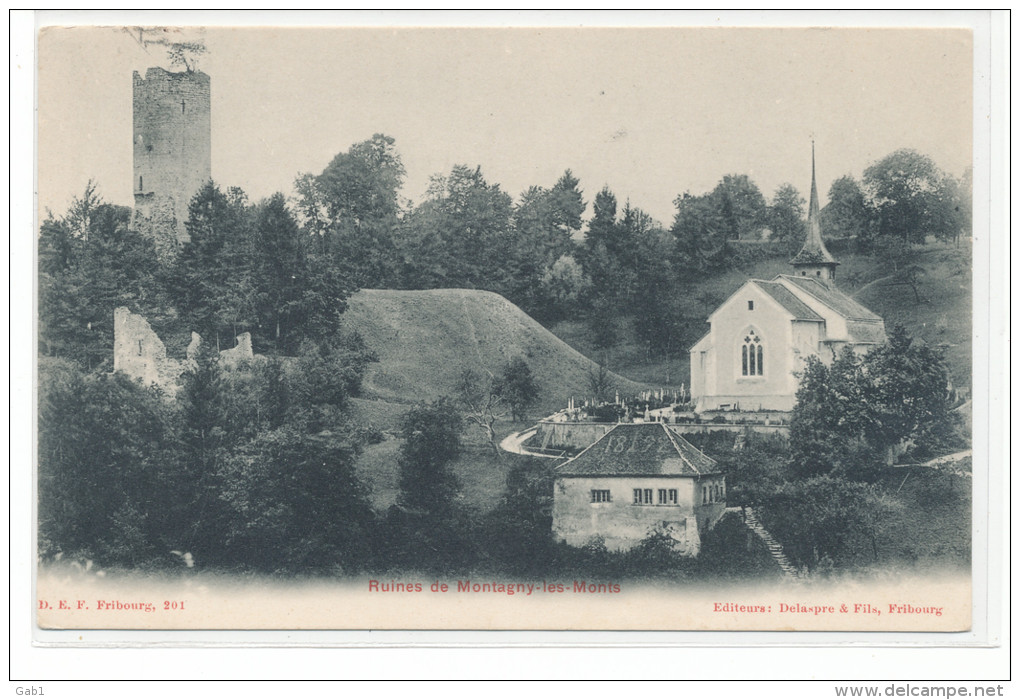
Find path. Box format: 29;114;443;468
729;506;801;579
493;428;567;461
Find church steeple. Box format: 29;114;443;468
791;142;839;282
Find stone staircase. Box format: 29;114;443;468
739;507;801;579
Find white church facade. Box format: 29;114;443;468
689;149;886;412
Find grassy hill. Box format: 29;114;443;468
343;288;647;414
549;241;972;392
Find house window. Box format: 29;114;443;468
658;489;667;504
702;486;708;504
139;175;143;191
590;489;611;503
668;489;678;504
658;489;678;505
741;331;764;376
748;300;754;311
182;100;186;114
633;489;653;505
816;270;821;276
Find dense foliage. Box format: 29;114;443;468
38;136;970;577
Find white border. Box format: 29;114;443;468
10;9;1010;683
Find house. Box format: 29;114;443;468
551;422;726;554
689;147;886;412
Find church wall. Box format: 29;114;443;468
552;475;725;552
791;319;823;372
696;284;795;411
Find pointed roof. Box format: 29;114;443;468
556;422;719;477
753;280;824;321
791;142;838;266
777;274;883;321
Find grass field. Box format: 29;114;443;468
871;465;971;571
354;414;538;513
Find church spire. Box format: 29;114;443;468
791;141;838;282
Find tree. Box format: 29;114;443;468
495;357;539;422
670;191;729;272
173;340;233;559
711;174;767;240
581;187;632;302
863;149;958;243
821;175;875;249
287;334;377;432
295;134;405;288
504;170;585;317
38;185;167;368
37;360;177;566
864;325;953;449
174;181;255;348
400;165;514;291
250;193;306;349
397;400;464;517
538;254;590;321
455;368;507;456
755;476;890;570
767;183;806;245
789;326;953;476
167;41;207;73
585;362;615;403
217;426;374;572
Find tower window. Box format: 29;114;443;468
800;271;806;276
816;270;821;277
741;330;764;376
747;300;754;311
182;100;186;114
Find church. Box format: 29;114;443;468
689;149;886;412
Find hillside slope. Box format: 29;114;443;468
343;288;646;413
549;242;972;392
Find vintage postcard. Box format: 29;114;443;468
33;20;986;637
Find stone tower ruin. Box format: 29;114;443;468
131;67;211;251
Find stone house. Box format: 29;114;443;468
689;148;886;412
551;422;726;555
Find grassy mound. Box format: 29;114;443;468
344;288;647;414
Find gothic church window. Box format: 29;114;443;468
741;330;764;376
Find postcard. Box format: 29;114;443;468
33;21;985;636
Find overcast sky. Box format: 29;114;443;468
38;23;973;226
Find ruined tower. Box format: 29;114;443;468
131;67;211;250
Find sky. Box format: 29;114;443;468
37;20;973;226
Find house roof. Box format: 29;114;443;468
777;274;884;321
556;422;719;477
754;281;824;321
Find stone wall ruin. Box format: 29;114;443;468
113;307;253;395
